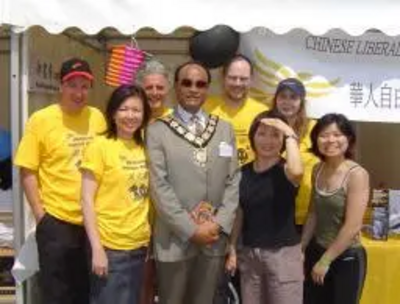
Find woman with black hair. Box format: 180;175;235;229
302;113;370;304
226;110;304;304
80;85;152;304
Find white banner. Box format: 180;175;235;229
240;29;400;122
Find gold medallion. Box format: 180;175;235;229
193;148;207;167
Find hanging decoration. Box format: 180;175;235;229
189;25;240;69
105;37;148;87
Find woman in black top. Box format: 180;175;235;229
226;110;304;304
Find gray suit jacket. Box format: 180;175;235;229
146;111;240;262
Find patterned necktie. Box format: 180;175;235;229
190;115;203;136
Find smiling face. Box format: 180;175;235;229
317;123;350;159
253;123;284;159
113;96;144;139
175;64;209;113
142;73;169;110
275;88;303;120
223;59;252;103
60;76;91;113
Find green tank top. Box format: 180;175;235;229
314;164;361;249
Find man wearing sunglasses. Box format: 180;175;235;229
204;54;269;167
147;61;240;304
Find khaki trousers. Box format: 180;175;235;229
156;254;224;304
239;244;303;304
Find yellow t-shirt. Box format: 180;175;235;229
204;96;269;165
295;120;319;225
14;104;106;225
151;106;172;122
81;136;150;250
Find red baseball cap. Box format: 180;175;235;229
60;58;94;82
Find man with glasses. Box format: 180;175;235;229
147;61;240;304
14;58;106;304
204;54;269;167
204;55;269;304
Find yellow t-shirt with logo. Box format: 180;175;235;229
14;104;106;225
151;106;172;123
81;136;150;250
204;96;269;166
295;120;319;225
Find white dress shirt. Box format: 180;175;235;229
176;105;207;135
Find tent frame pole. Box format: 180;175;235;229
10;27;28;304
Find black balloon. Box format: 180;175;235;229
189;25;240;69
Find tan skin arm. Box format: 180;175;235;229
20;168;45;223
301;164;320;251
81;169;108;277
225;208;243;275
283;135;304;185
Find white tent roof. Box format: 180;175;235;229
1;0;399;35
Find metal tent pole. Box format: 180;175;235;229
10;27;27;304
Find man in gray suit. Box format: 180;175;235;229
146;61;240;304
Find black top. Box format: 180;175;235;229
240;159;300;248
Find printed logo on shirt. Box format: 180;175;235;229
234;128;252;165
237;148;249;165
66;133;95;168
119;154;149;202
127;170;149;201
341;256;356;262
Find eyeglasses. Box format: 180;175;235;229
180;79;209;89
226;75;250;84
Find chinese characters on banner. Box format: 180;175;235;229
350;83;400;110
29;56;59;94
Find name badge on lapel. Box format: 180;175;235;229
219;142;233;157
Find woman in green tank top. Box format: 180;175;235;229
301;113;370;304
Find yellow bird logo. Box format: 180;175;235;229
250;49;341;104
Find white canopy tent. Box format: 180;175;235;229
1;0;400;35
1;1;399;303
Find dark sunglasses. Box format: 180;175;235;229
180;78;209;89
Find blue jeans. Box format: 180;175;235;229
90;247;147;304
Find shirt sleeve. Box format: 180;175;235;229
92;108;107;135
80;138;105;182
14;115;42;171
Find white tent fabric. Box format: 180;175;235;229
1;0;399;35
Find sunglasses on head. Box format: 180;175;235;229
180;78;209;89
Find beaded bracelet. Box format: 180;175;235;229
317;255;332;268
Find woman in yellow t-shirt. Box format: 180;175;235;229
271;78;319;227
81;85;151;304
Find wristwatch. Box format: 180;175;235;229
284;134;299;141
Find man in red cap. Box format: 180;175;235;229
15;58;106;304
